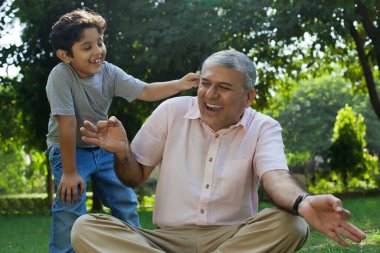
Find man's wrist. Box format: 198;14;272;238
292;193;311;215
114;148;129;161
114;142;130;161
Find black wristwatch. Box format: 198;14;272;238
292;193;311;215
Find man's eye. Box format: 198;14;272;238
201;82;210;86
220;86;231;90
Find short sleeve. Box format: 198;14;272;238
46;65;75;116
131;101;170;166
253;120;288;180
110;64;145;102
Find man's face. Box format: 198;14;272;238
197;65;255;132
66;27;107;78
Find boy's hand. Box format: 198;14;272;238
177;72;200;90
58;172;85;205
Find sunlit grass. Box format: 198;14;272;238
298;196;380;253
0;196;378;253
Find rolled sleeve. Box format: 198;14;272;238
131;101;169;166
253;120;288;180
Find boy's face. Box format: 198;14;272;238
64;27;106;78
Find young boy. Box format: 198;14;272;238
45;8;199;253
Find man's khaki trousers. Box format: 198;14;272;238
71;208;308;253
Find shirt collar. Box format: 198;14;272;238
184;97;253;132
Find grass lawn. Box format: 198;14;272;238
0;196;379;253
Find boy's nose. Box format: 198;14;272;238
94;45;102;54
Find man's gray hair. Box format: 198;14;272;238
201;49;257;89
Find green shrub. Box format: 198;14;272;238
0;194;49;214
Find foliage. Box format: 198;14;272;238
271;75;380;174
274;77;361;156
264;0;380;122
1;0;380;196
0;146;28;194
0;194;48;214
134;177;157;210
327;105;379;190
308;176;345;195
6;0;379;153
0;144;46;194
308;172;379;194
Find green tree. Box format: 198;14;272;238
270;75;380;188
2;0;380;151
265;0;380;121
328;105;369;190
273;76;380;158
2;0;380;198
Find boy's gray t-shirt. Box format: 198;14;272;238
46;61;145;148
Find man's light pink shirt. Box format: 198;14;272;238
131;96;288;228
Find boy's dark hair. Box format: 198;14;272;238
49;8;106;56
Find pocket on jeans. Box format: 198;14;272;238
49;146;61;160
49;146;62;172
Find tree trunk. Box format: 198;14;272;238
348;21;380;122
91;180;104;212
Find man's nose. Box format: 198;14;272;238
205;85;219;98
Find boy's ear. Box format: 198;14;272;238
56;49;72;63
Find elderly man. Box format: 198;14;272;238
72;50;366;253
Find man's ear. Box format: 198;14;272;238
56;49;72;64
245;88;256;107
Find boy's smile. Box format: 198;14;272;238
63;27;106;78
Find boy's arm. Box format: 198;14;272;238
137;72;199;101
57;115;85;205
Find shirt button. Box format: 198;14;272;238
205;184;210;188
200;209;205;214
209;157;213;162
215;134;219;138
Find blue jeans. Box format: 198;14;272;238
47;146;140;253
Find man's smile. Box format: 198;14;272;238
206;103;223;112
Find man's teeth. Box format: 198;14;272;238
90;59;100;64
206;103;223;111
